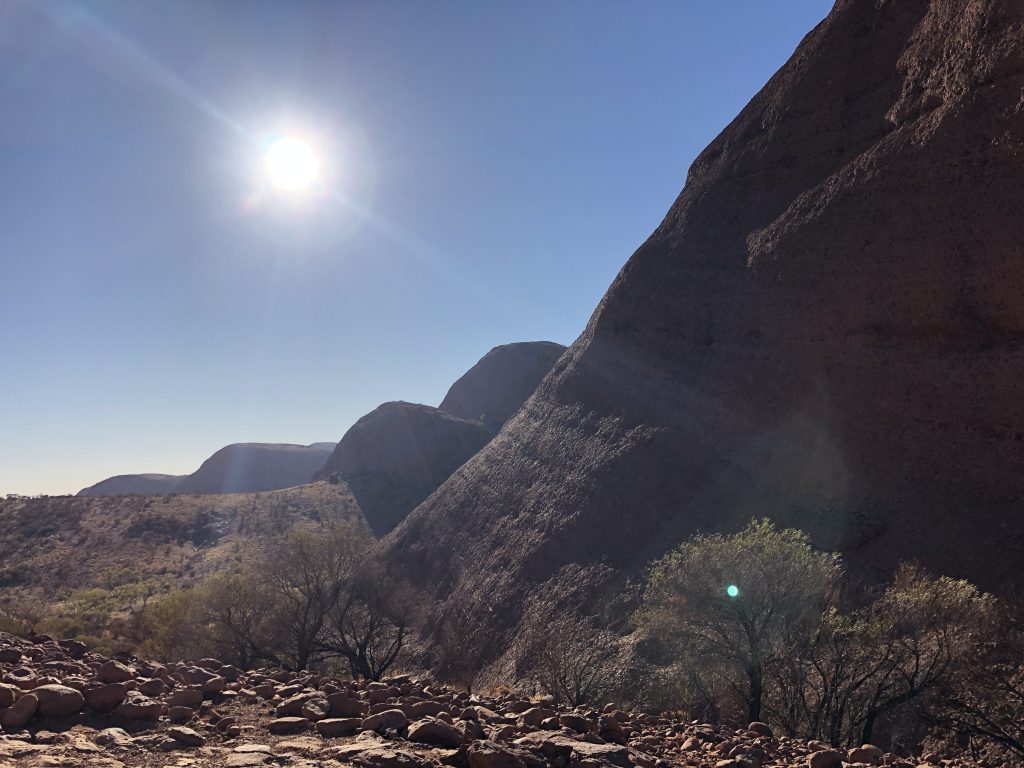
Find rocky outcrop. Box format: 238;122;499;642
381;0;1024;666
0;631;956;768
174;443;335;495
77;474;183;497
315;403;492;535
439;342;566;432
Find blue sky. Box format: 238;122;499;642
0;1;832;495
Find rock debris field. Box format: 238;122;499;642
0;633;976;768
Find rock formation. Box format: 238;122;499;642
439;342;566;432
381;0;1024;666
314;403;492;536
314;342;565;535
78;474;183;497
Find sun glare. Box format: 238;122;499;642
265;136;321;192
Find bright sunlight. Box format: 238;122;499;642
264;136;321;192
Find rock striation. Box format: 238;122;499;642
381;0;1024;666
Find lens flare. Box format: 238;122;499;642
726;584;740;598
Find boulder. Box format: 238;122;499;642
328;691;366;717
0;683;17;708
558;714;591;733
33;684;84;718
98;660;134;684
168;726;205;747
468;740;528;768
84;682;128;713
268;717;312;735
316;717;362;737
167;706;195;723
167;687;204;708
114;692;163;721
0;692;38;729
362;708;409;733
808;750;844;768
407;718;464;748
351;746;425;768
849;745;884;765
300;697;331;721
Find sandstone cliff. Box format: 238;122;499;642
381;0;1024;665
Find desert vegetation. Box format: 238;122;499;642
135;520;417;681
2;508;1023;762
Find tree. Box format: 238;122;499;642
195;570;280;668
762;564;992;746
522;611;621;706
435;600;495;694
852;565;992;743
636;519;841;723
261;521;371;671
321;561;416;681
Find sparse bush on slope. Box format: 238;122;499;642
634;520;994;749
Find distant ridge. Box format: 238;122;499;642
77;473;183;497
77;442;335;497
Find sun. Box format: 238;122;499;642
264;136;321;192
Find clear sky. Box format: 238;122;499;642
0;1;832;496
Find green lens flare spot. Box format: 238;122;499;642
726;584;740;598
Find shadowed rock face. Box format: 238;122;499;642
78;474;183;497
382;0;1024;664
440;342;567;432
174;443;336;495
314;403;492;535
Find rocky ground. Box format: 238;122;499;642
0;633;984;768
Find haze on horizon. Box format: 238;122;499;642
0;1;831;496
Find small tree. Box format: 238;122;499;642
322;561;416;681
259;521;371;671
853;565;993;743
636;519;841;723
522;611;621;706
435;601;494;694
195;570;281;667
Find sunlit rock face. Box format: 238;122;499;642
382;0;1024;664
